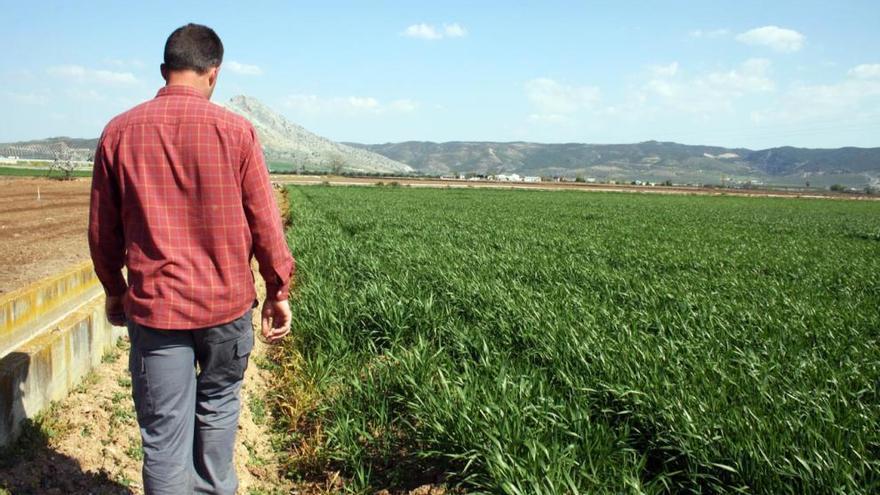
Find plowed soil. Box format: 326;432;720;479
0;177;92;295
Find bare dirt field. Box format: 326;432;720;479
0;177;92;295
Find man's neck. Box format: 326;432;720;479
164;70;213;99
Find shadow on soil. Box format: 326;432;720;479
0;351;134;495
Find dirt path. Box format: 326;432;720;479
0;275;294;494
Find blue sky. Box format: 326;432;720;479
1;0;879;148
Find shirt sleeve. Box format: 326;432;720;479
88;133;128;297
240;125;295;300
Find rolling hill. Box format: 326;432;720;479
2;96;878;187
346;140;880;187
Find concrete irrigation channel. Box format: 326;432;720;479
0;261;124;447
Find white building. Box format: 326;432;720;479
494;173;523;182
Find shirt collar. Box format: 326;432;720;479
156;84;208;100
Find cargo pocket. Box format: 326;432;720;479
234;329;255;378
127;323;153;419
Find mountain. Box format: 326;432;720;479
0;96;413;175
745;146;880;175
223;95;412;174
2;96;878;186
346;141;880;187
0;137;98;160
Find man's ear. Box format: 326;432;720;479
208;66;219;88
160;63;168;81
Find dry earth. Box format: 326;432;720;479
0;271;293;494
0;178;92;294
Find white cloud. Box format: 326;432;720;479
47;64;138;84
736;26;805;53
704;58;775;93
389;99;420;112
523;60;779;134
346;96;380;110
283;94;322;113
525;78;601;117
66;88;105;102
753;65;880;125
443;23;467;38
635;58;774;116
689;28;729;39
849;63;880;79
283;94;419;115
225;61;263;76
104;58;145;69
528;113;569;124
403;23;442;40
650;62;679;78
3;91;49;105
4;68;34;81
402;22;467;40
521;61;878;146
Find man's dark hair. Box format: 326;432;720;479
163;23;223;73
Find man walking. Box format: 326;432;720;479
88;23;294;494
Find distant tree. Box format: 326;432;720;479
663;179;673;187
830;184;846;192
575;175;585;183
47;148;81;180
329;156;345;176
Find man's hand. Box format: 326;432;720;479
106;292;127;326
261;295;291;344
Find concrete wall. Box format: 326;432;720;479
0;263;124;447
0;261;102;357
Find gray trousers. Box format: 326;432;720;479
126;308;255;495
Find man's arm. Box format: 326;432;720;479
88;134;128;324
240;126;295;341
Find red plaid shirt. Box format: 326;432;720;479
88;84;294;330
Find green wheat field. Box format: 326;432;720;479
275;185;879;494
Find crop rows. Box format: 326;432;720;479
276;185;879;493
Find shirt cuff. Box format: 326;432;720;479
265;277;290;301
102;272;128;298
